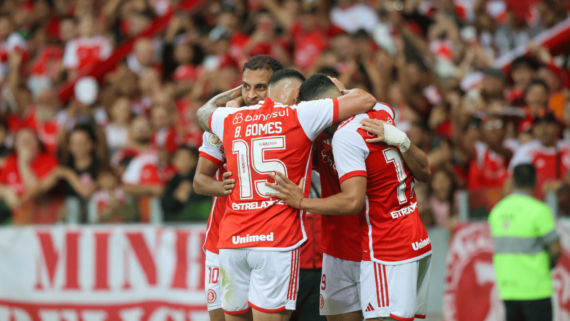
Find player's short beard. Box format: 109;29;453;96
245;98;261;106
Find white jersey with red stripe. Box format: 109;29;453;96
332;104;432;264
199;131;227;255
208;97;339;250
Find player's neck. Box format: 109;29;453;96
324;124;339;137
512;187;534;196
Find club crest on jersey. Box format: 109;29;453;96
208;134;222;147
233;113;244;124
207;289;217;304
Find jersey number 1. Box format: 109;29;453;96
232;136;288;199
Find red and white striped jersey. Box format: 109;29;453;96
209;97;339;250
332;104;432;264
509;139;570;200
315;131;361;262
63;36;112;71
199;131;227;255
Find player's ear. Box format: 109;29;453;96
294;90;300;105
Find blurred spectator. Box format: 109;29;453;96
127;38;159;76
161;145;204;221
90;168;135;223
507;113;570;199
429;167;459;228
106;97;132;153
63;14;112;77
0;129;58;209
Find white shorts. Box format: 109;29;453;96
205;250;223;311
360;255;431;320
219;248;300;314
319;253;361;316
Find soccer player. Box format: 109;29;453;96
193;55;283;321
266;75;432;321
195;69;377;321
278;75;428;321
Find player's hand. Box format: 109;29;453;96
360;118;411;152
222;171;235;195
359;118;388;143
328;77;346;90
226;96;244;108
265;172;305;209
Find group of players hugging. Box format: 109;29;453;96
193;55;432;321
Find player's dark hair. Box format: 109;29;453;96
511;56;540;71
243;55;283;73
298;74;338;102
317;67;340;78
525;79;550;94
513;164;536;189
268;69;306;87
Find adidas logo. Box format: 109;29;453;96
365;303;374;312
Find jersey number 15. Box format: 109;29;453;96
232;136;289;199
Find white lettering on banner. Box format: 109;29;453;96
390;202;417;219
232;233;274;244
0;226;211;321
231;200;286;210
411;237;430;251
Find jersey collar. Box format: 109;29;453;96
258;97;284;108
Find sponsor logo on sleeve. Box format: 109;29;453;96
208;134;222;147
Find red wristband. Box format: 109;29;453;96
298;197;304;210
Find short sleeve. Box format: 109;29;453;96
536;204;558;244
296;98;339;141
63;41;78;69
199;132;224;167
332;128;369;183
210;107;241;142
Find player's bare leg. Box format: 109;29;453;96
251;309;292;321
326;311;364;321
209;308;226;321
224;310;253;321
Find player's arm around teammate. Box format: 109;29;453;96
264;123;429;214
196;85;243;133
359;118;431;182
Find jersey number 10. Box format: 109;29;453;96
232;136;289;199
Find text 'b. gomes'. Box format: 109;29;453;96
232;232;274;244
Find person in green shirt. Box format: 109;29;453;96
489;164;561;321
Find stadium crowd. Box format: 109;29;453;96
0;0;569;226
